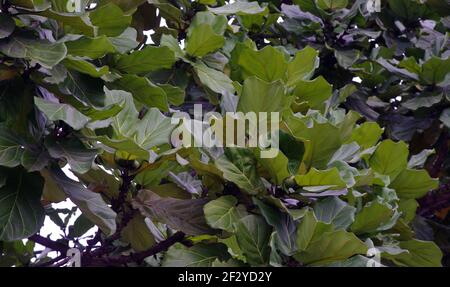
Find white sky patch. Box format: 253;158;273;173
34;165;97;261
352;77;362;83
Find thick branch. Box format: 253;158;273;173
83;232;185;266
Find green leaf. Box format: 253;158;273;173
34;97;90;130
384;240;443;267
121;214;156;252
0;127;24;168
132;190;213;235
89;3;132;36
295;168;346;192
45;137;98;174
37;10;95;36
234;215;272;266
186;24;225;57
203;195;247;232
113;74;169;111
316;0;348;10
295;211;367;265
193;61;235;94
287;46;319;86
293;76;332;111
390;169;438;199
238;46;288;82
162;243;230;267
0;37;67;68
313;197;356;230
237;77;286;113
63;56;110;78
256;149;290;184
108;27;139;53
61;70;106;107
134;108;174;149
295;210;333;251
215;148;265;195
115;46;176;75
254;199;297;256
50;166;117;236
369;140;408;180
420;56;450;85
188;11;227;35
0;14;15;39
208;1;268;15
348;122;383;150
351;201;395;234
65;35;115;59
0;168;45;241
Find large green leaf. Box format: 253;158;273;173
237;77;286;114
34;97;90;130
50;167;117;236
203;195;247;233
0;37;67;68
234;215;272;266
383;240;443;267
286;46;319;86
0;127;24;168
0;168;45;241
65;35;115;59
369;140;408;180
295;211;367;265
132;190;213;235
420;56;450;85
254;198;297;256
313;197;356;230
295;168;346;192
215;149;265;195
351;201;395;234
115;46;176;74
293;76;332;112
186;24;224;57
193;61;235;94
113;74;169;111
238;46;288;82
121;214;155;252
348;122;383;150
89;3;132;36
134;108;174;149
390;169;439;199
45;137;98;174
63;56;110;78
162;243;230;267
208;1;268;15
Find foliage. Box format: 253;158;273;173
0;0;449;267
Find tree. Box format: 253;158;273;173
0;0;448;267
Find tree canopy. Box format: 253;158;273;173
0;0;449;267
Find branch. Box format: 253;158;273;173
112;170;134;212
28;235;69;254
83;232;186;266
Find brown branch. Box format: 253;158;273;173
82;232;186;267
28;235;69;253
